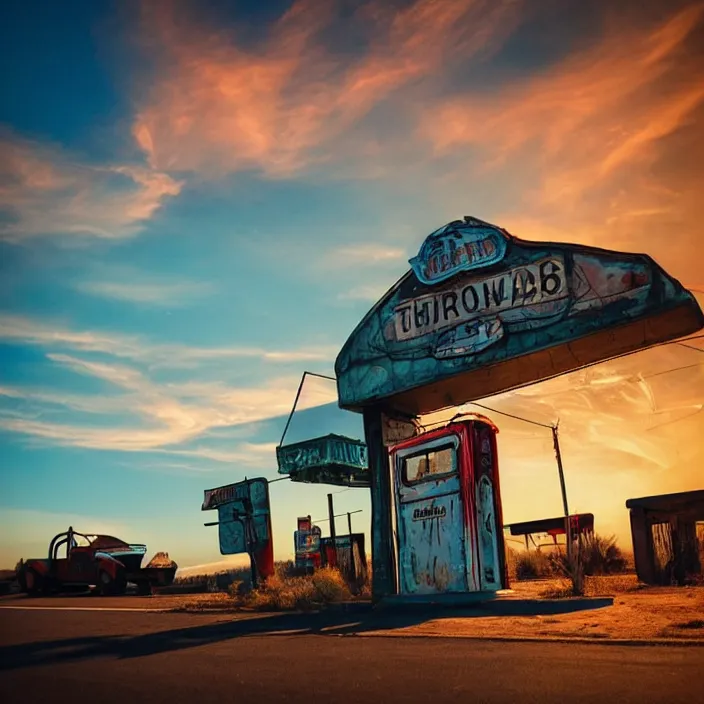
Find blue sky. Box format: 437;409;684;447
1;0;703;570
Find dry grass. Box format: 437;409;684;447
530;573;642;599
167;592;238;612
514;550;555;580
168;563;359;612
246;567;351;611
168;557;372;610
506;533;630;597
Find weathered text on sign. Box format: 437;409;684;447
277;434;368;475
394;256;567;341
203;482;248;511
409;218;509;286
202;477;269;512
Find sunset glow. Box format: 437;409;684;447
1;0;702;571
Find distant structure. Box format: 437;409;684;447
626;490;704;586
294;516;322;572
506;513;594;551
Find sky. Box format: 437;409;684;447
1;0;703;572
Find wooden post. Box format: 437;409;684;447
327;492;337;566
363;406;396;602
245;479;258;590
347;511;356;583
551;425;572;564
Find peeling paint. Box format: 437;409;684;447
392;420;506;596
336;218;703;414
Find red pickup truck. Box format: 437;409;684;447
17;527;177;596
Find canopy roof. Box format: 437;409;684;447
335;217;704;416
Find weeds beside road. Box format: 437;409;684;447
160;573;704;645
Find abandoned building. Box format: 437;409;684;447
626;490;704;586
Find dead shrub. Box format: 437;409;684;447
505;547;519;581
584;574;643;595
311;567;348;601
539;580;575;599
578;533;627;575
245;567;352;611
515;550;555;580
542;533;626;595
227;580;246;598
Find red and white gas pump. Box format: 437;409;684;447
389;416;507;597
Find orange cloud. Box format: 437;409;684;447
424;3;704;174
418;3;704;285
0;132;182;241
132;0;522;177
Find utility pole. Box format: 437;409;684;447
327;493;337;566
347;511;356;582
551;424;572;564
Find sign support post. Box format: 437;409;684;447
327;493;337;563
347;511;356;582
201;476;274;585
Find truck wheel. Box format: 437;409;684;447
98;570;125;596
21;568;43;597
97;570;112;595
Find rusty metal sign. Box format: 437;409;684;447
335;216;704;415
276;433;371;487
201;478;272;561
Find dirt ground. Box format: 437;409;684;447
165;575;704;643
2;575;703;644
369;580;704;643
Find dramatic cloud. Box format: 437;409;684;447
128;1;704;291
337;284;392;302
418;2;704;286
132;0;522;177
0;314;338;368
0;356;320;457
0;313;340;459
0;131;182;241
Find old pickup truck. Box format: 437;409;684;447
17;527;177;596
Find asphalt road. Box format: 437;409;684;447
1;607;703;704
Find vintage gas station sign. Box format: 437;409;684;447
201;478;274;581
336;216;704;415
409;217;509;284
294;515;322;570
276;433;370;487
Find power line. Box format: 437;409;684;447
278;370;337;447
275;333;704;455
465;402;555;430
678;343;704;354
644;362;704;379
313;509;363;523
